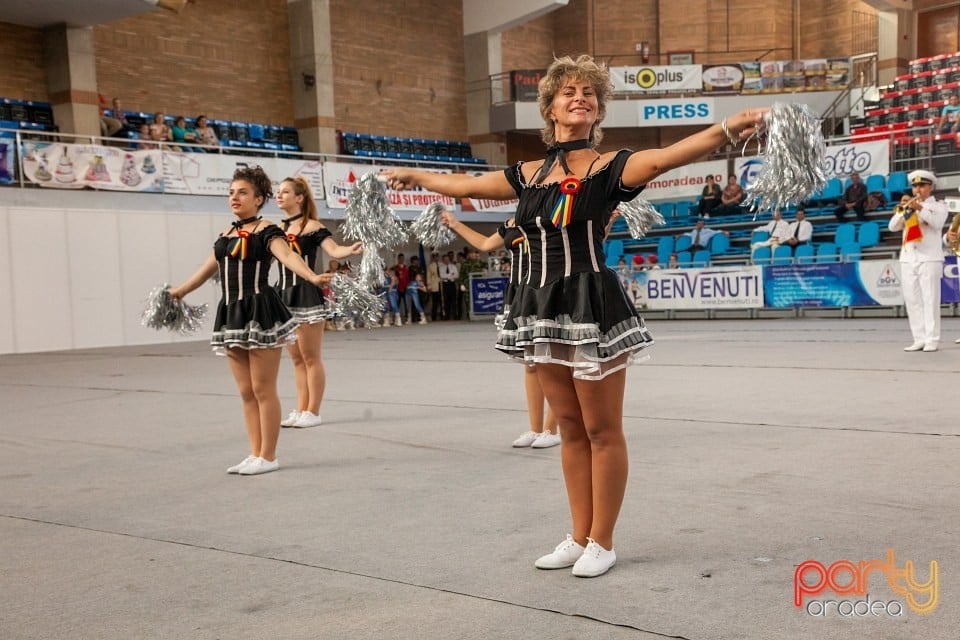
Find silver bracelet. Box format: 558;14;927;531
720;118;739;145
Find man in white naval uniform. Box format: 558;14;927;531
888;170;948;352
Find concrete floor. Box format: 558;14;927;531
1;316;957;639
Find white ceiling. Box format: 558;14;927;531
0;0;157;28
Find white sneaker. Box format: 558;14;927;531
531;431;561;449
227;455;257;474
955;338;960;344
395;313;403;326
571;538;617;577
293;410;322;428
923;342;938;352
904;341;925;352
281;410;301;427
535;534;585;569
418;316;428;325
512;431;539;447
238;457;279;475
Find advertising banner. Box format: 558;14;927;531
510;69;545;102
643;159;727;201
636;98;715;126
735;140;890;189
469;274;508;316
701;64;744;94
641;265;764;310
323;161;456;211
0;134;14;184
611;65;702;93
162;153;325;198
20;141;163;191
459;170;517;212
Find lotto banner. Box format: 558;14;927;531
323;161;456;211
631;265;764;310
162;152;325;198
20;141;163;191
735;140;890;188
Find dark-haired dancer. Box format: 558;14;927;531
170;167;330;476
384;54;764;577
441;209;561;449
275;177;362;428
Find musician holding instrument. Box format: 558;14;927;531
888;170;948;352
944;198;960;344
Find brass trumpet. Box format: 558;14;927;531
894;196;923;215
948;213;960;256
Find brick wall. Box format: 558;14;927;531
0;22;47;102
93;0;294;125
329;0;468;142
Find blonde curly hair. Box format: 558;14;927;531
537;54;612;147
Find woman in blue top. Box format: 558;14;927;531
384;54;764;577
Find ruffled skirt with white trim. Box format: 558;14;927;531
211;290;299;355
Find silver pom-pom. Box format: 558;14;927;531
357;250;386;290
339;173;408;249
409;201;455;249
329;273;385;326
141;284;207;334
618;196;665;239
743;102;827;214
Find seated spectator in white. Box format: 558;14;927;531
676;218;729;251
714;175;745;215
938;93;960;134
783;207;813;247
148;112;172;144
171;116;202;152
834;172;867;221
194;115;220;147
697;174;722;217
99;93;122;138
111;98;132;134
751;209;791;252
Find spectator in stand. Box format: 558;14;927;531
394;253;409;321
439;254;459;320
784;207;813;247
425;252;442;321
938;93;960;134
171;116;201;152
834;172;867;221
668;253;679;269
696;174;722;218
98;93;122;138
148;112;173;145
646;254;660;269
750;209;791;253
714;175;745;215
195;115;220;148
676;218;728;251
459;247;487;318
135;124;154;150
382;267;402;327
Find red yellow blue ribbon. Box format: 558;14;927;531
229;229;250;260
902;211;923;244
287;233;302;255
550;177;581;229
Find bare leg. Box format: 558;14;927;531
543;403;559;434
296;321;326;415
247;348;283;461
226;348;261;456
537;363;590;546
523;365;545;434
285;341;308;412
573;369;627;550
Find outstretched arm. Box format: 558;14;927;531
621;109;766;188
382;167;515;200
169;251;218;299
269;236;332;288
321;237;364;259
441;210;505;252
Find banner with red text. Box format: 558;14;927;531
322;161;457;211
643;159;727;201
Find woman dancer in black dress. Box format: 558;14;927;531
170;167;330;476
384;54;764;577
275;177;362;429
440;209;560;449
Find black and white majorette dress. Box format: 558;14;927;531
211;223;299;355
275;227;334;324
494;222;525;330
495;148;654;380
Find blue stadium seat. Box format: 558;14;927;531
658;202;676;218
341;131;359;154
834;222;857;245
794;243;816;264
886;171;909;200
816;242;838;263
752;246;772;265
248;123;265;141
858;221;880;248
675;235;693;252
230;121;249;142
816;177;843;205
839;241;861;262
675;250;693;268
675;201;693;217
605;239;624;266
709;233;730;255
751;230;770;244
865;174;886;192
771;244;793;265
657;236;674;264
691;249;711;268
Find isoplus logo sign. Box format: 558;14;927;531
794;549;938;617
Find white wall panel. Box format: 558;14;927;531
66;210;125;349
0;207;15;353
118;211;174;347
168;212;226;345
9;208;73;352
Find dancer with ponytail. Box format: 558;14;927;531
441;209;561;449
275;177;363;428
170;166;330;476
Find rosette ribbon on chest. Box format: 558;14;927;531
550;176;581;229
229;229;250;260
286;233;302;255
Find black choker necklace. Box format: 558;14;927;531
536;138;593;184
281;213;303;231
232;215;261;229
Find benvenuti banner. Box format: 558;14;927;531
621;265;764;310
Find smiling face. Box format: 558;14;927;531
275;179;302;214
549;78;598;137
228;179;263;218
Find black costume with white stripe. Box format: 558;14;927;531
496;149;654;379
211;224;298;354
275;228;333;324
